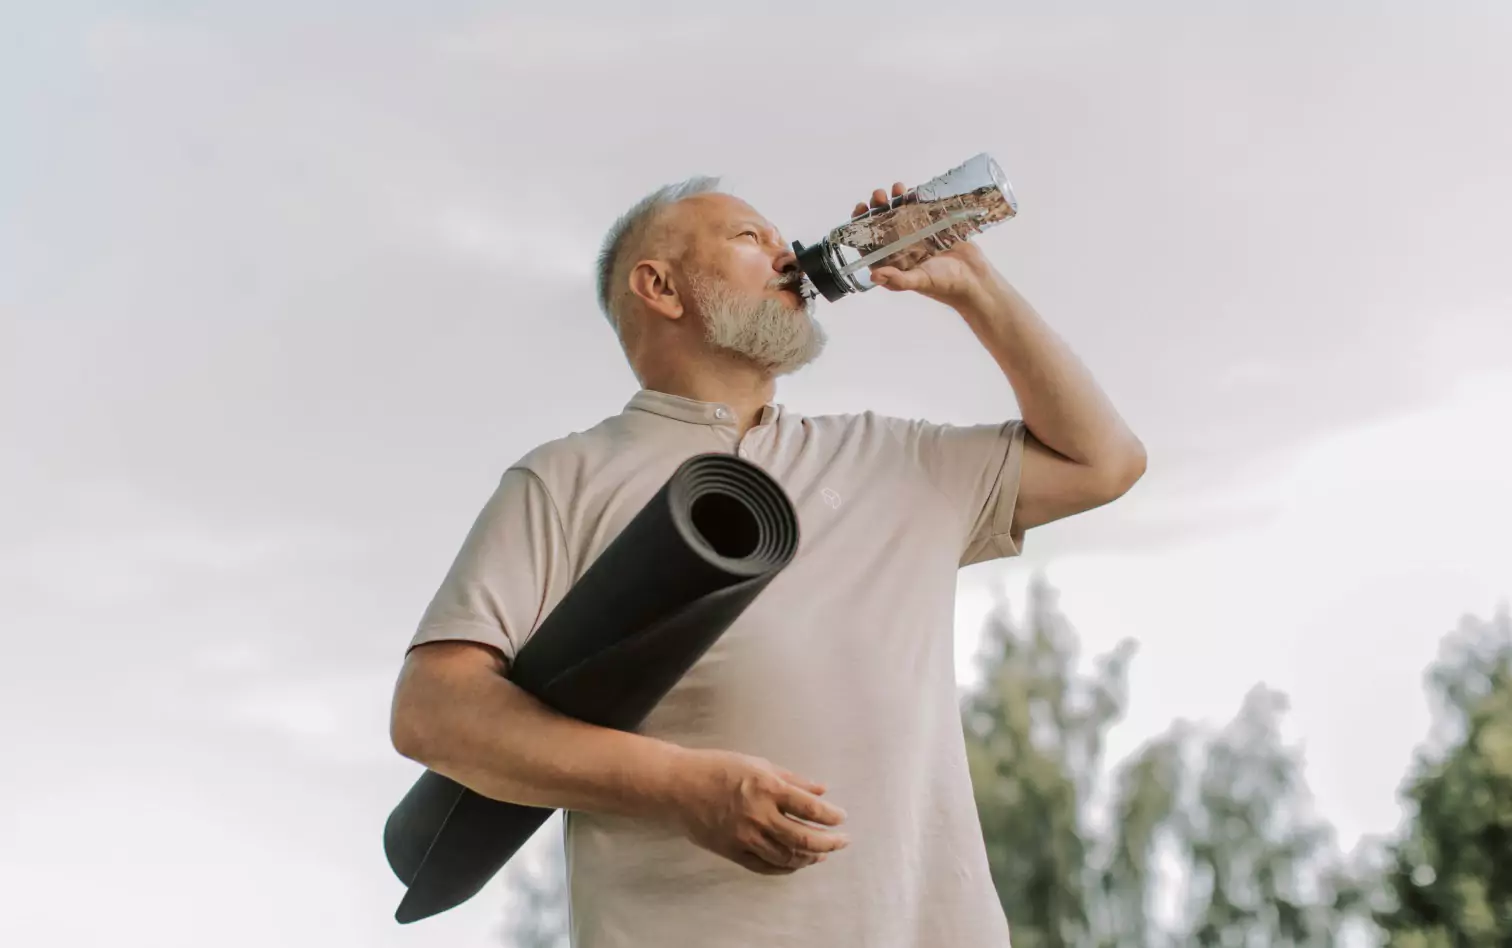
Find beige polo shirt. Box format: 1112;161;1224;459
411;388;1026;948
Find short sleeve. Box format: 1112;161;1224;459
889;416;1028;567
408;466;573;663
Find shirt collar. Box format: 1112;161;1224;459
624;389;783;427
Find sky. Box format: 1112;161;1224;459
2;3;1509;946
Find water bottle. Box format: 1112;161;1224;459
792;152;1017;303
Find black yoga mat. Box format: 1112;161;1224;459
384;452;801;924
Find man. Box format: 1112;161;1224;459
389;174;1146;947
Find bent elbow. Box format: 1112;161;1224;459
390;720;420;764
389;641;506;766
1101;439;1148;501
1120;439;1148;489
390;704;426;763
389;678;435;764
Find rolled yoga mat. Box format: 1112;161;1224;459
384;452;801;924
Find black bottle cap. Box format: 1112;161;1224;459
792;240;849;303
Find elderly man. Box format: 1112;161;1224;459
390;175;1145;947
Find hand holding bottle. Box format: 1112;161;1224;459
849;180;1000;309
792;153;1016;304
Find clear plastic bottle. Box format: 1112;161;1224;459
792;152;1017;302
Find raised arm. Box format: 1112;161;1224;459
861;180;1147;535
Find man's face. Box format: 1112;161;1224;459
675;194;826;376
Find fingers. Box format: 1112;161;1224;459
742;826;807;870
775;782;847;827
767;813;849;854
870;266;924;292
774;768;826;796
873;183;907;210
735;848;823;874
855;181;910;218
761;827;829;867
719;760;851;875
734;851;796;875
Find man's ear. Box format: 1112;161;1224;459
628;260;684;320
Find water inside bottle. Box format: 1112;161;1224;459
791;153;1018;302
828;178;1016;278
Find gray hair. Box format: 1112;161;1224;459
595;175;723;332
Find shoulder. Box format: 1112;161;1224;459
508;413;635;492
787;407;1020;480
791;407;929;451
802;407;1016;442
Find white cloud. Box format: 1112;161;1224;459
191;638;275;674
431;205;597;278
223;667;402;765
83;16;226;71
0;782;353;947
3;481;364;607
0;767;503;948
432;15;725;70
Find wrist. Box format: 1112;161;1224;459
639;741;707;821
951;256;1009;319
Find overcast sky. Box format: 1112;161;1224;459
3;3;1509;946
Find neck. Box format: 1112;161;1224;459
639;352;777;433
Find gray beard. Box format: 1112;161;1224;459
690;276;827;376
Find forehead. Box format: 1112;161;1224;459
677;193;774;233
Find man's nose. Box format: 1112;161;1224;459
774;246;799;275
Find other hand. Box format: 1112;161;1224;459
852;181;996;309
666;748;849;875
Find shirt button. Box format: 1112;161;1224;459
713;408;728;420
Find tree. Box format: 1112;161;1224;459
962;575;1356;948
1164;685;1359;948
962;575;1139;948
1092;727;1185;948
1373;607;1512;947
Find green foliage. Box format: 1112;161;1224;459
963;575;1352;948
1373;608;1512;948
963;576;1136;948
1090;729;1185;948
1166;685;1351;948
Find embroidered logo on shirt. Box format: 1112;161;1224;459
821;487;843;509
